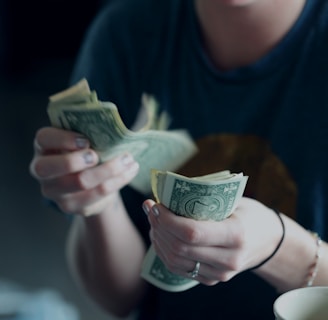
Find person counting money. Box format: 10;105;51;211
29;0;328;319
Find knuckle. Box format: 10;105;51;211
233;231;245;248
103;161;120;175
56;200;73;214
76;171;122;196
173;242;189;257
218;271;234;282
40;184;51;198
203;280;219;286
97;178;124;196
57;199;86;216
224;255;243;272
183;224;202;244
229;220;246;248
227;260;239;272
97;181;113;196
31;159;47;179
29;159;38;177
61;155;80;173
75;171;93;190
76;207;93;217
35;127;47;145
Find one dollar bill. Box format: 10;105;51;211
141;169;248;292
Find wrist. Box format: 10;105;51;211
247;209;285;271
302;232;322;287
252;216;322;292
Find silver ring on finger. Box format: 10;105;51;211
188;261;201;279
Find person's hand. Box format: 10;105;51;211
143;197;283;286
30;127;139;216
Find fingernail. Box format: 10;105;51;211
151;205;160;217
76;137;89;149
142;203;150;215
83;151;94;164
121;154;134;166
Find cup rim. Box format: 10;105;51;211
273;286;328;319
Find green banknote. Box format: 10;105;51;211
141;170;248;292
47;79;197;195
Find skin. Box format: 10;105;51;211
195;0;306;70
30;128;147;316
30;0;328;318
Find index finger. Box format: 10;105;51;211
35;127;90;154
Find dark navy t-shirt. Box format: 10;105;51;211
70;0;328;318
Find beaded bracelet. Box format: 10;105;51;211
248;209;285;271
303;232;322;287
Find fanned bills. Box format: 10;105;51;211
141;169;248;292
47;79;197;195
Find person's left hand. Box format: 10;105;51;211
143;197;283;286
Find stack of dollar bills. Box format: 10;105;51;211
47;79;198;195
141;169;248;292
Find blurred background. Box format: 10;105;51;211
0;0;129;319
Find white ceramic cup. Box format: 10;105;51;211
273;286;328;320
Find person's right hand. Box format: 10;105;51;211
29;127;140;216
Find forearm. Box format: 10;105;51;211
254;214;328;292
66;192;147;317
